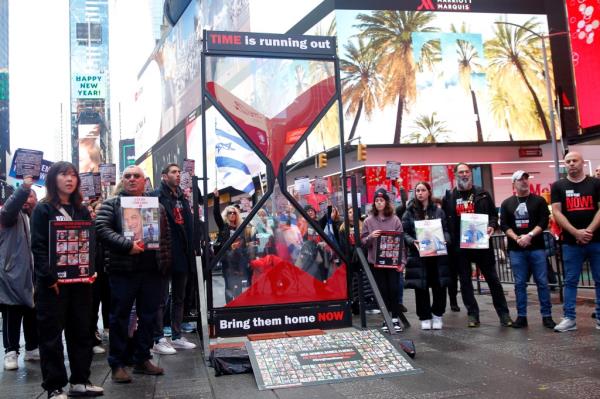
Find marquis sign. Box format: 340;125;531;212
205;30;337;56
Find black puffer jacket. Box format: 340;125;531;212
95;192;171;274
402;201;451;290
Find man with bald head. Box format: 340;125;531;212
96;166;172;382
551;152;600;332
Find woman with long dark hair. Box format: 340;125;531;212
360;188;406;332
402;181;451;330
30;162;103;398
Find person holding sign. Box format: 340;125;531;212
95;166;171;383
402;182;451;330
360;188;406;333
30;162;103;398
500;171;556;329
0;176;39;371
442;162;512;328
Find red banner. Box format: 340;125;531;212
566;0;600;128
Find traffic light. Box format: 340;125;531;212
357;143;367;161
316;152;327;168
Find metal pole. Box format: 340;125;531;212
541;38;560;181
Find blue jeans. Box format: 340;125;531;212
562;242;600;320
509;249;552;317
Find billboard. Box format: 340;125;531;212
566;0;600;129
72;74;106;99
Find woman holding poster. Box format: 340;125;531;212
402;182;451;331
30;162;103;398
360;188;405;333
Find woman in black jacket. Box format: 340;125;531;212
402;182;451;331
30;162;103;398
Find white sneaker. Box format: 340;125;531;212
421;320;432;330
554;317;577;332
596;320;600;330
24;348;40;361
4;351;18;370
170;337;197;349
48;389;67;398
432;315;443;330
92;345;106;354
69;382;104;396
151;338;177;355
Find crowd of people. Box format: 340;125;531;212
0;152;599;398
1;162;198;398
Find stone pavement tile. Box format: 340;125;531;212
414;350;507;385
484;340;596;367
100;371;160;399
469;375;566;399
208;372;277;399
385;368;464;395
533;376;600;399
273;383;346;399
330;378;401;397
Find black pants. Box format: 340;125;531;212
447;247;459;304
108;271;161;369
414;259;447;320
371;266;401;317
456;248;509;318
2;305;38;353
91;271;110;345
35;283;93;392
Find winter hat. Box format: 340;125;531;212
374;188;390;202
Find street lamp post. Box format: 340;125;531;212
494;21;561;181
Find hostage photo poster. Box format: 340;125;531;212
121;196;160;250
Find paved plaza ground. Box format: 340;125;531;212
1;287;600;398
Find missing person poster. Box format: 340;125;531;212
415;219;447;257
11;148;43;179
314;177;328;194
375;231;403;268
460;213;489;249
99;163;116;186
294;176;310;196
121;196;160;250
79;173;96;199
50;220;95;284
385;161;400;180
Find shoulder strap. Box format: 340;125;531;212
57;206;73;221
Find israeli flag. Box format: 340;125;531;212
215;128;260;194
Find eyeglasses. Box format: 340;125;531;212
227;211;237;215
123;173;142;179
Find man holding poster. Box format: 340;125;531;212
96;166;171;383
442;163;512;328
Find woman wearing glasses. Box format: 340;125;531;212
213;189;250;303
30;161;103;399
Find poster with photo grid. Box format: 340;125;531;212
374;231;403;268
49;220;96;284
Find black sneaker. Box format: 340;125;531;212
542;316;556;329
381;322;390;333
499;313;513;327
399;304;408;313
468;315;480;328
450;304;461;312
512;316;528;328
392;318;403;332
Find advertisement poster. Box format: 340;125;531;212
49;220;95;284
385;161;401;180
460;213;489;249
415;219;447;257
11;148;43;179
375;231;403;268
93;173;102;198
99;163;116;186
314;177;328;194
121;196;160;250
246;330;419;390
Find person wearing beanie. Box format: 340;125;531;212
360;188;406;332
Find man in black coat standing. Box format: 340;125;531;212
442;163;512;328
96;166;171;383
152;164;196;351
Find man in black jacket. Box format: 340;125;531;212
442;163;512;328
151;164;196;353
96;166;171;383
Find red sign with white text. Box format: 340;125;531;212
566;0;600;129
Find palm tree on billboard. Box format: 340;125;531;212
404;112;449;144
485;18;551;140
355;10;437;144
340;38;383;141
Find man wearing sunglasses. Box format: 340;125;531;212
95;166;172;383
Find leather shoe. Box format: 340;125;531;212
450;304;460;312
111;367;132;383
512;316;528;328
133;360;164;375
